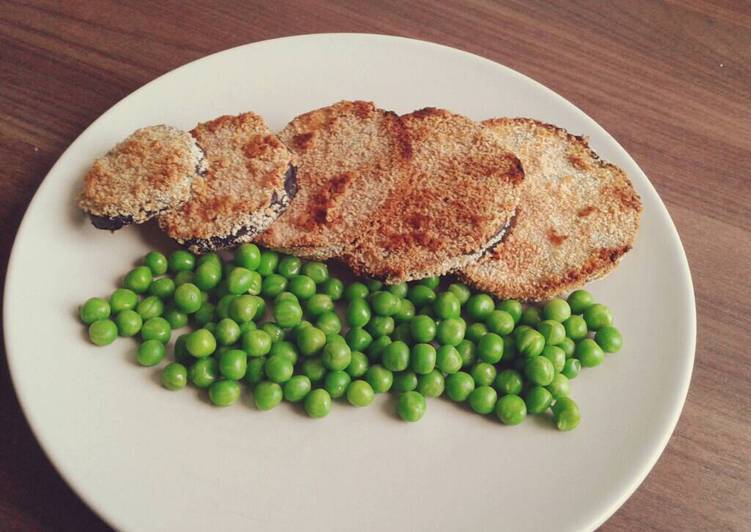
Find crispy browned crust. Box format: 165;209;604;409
78;125;204;224
257;101;411;259
460;118;643;301
158;112;293;252
343;108;524;283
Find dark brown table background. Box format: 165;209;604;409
1;1;749;530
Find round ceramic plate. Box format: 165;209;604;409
4;34;695;531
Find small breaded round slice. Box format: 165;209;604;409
343;108;524;284
158;113;295;253
461;118;643;301
257;100;411;259
78;125;207;230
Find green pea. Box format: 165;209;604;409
322;339;352;371
324;370;351;399
387;282;408;298
246;271;263;295
520;307;541;327
497;300;523;324
552;397;581;431
393;298;416;323
161;362;187;390
419;276;440;289
263;354;293;383
513;324;532;339
347;380;375;407
109;288;138;313
260;274;286;298
410;315;436;343
407;284;436;307
542;345;566;373
416;369;444;398
484;310;514;336
113;309;142;338
277;255;302;278
542;298;571;322
142;251;167;275
436;318;465;346
283;375;311;402
346;298;371;328
525;385;553;414
366;364;393;393
345;328;372;353
168;250;195;273
80;297;111;325
562;358;581;379
366;336;392;361
456;339;476;368
190;358;218;389
305;388;332;418
344;282;369;302
516;329;545;358
396;391;426;422
567;289;594;314
525;355;555;386
242;329;272;357
183;328;214;357
141;317;171;344
496;394;527;425
226;267;253;295
235;243;261;270
410;343;435;375
147;278;173;300
173;283;201;314
192;263;220;292
346;351;369;378
371;291;399;317
215;349;244;380
391;322;412;344
468;385;497;414
207;379;241;406
477;333;504;364
436;343;463;374
447;283;471;305
272;300;301;329
123;266;153;294
465;323;488;343
254;381;283;410
366;315;394;338
259;322;281;343
393;370;418;392
290;321;312;341
305;293;333;317
226;295;256;324
173;271;194;287
563;315;588;340
319;278;344;301
583;304;613;330
268;341;297;366
244;357;266;386
193;302;216;327
136;295;163;320
288;275;316;300
85;318;116;345
298;261;325;283
559;337;576;358
301;358;326;383
537;320;566;346
434;292;461;319
382;341;410;372
316;311;342;336
546;373;571;399
274;291;299;306
257;250;279;276
465;294;493;321
445;371;475;402
595;326;623;353
470;362;496;387
495;369;523;395
576;338;605;367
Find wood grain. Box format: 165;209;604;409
1;1;749;530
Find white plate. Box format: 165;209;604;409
4;34;695;532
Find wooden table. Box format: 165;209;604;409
1;1;749;529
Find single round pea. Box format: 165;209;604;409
520;307;542;327
173;271;194;287
196;251;221;268
495;369;523;395
465;323;488;343
242;329;272;357
371;291;399;317
434;292;461;320
552;397;581;431
227;267;254;295
496;394;527;425
235;243;261;270
206;379;240;406
366;365;393;393
346;380;374;407
244;357;266;386
562;357;581;379
538;320;566;346
109;288;138;313
239;321;257;336
261;274;287;299
397;391;426;422
123;266;153;294
322;339;352;371
436;345;462;374
290;320;312;341
382;341;410;372
387;282;408;298
217;349;246;380
277;255;302;278
142;251;167;275
516;328;545;358
366;336;392;361
576;338;605;367
411;343;436;374
547;373;571;399
274;291;299;306
583;304;613;330
301;358;326;383
525;385;554;414
525;355;555;386
161;362;187;390
393;298;416;323
559;337;576;358
264;354;293;383
568;289;594;314
470;362;497;387
419;276;440;289
190;358;218;389
304;388;332;418
250;295;266;318
269;341;298;365
135;339;165;367
147;278;174;300
513;324;532;339
466;294;495;321
114;310;142;337
468;385;497;414
168;250;195;273
193;302;216;327
316;311;342;336
271;300;301;329
184;328;215;357
136;295;164;320
563;315;588;340
173;283;202;314
445;371;475;402
595;326;623;353
319;278;344;301
477;333;504;364
346;351;369;378
257;250;279;276
227;295;257;324
305;293;333;318
141;317;171;344
324;370;351;399
367;315;394;338
436;318;465;346
393;370;418;392
542;298;571;322
259;322;282;343
345;327;372;352
410;315;436;343
80;297;111;325
485;310;514;336
416;369;444;398
407;284;436;307
192;263;221;292
346;298;371;328
288;275;316;300
344;282;369;302
254;381;283;410
542;345;566;373
283;375;311;402
447;283;471;305
300;261;327;284
391;322;412;343
497;300;523;324
246;271;263;295
456;339;476;368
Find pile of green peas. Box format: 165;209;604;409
79;244;624;429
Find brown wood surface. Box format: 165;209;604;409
1;1;749;530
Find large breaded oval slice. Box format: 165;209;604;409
461;118;643;301
78;125;206;230
257;101;411;259
159;112;295;253
343;108;524;284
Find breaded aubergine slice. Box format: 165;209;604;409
460;118;643;301
257;100;411;259
78;125;207;230
159;112;296;253
343;108;524;284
